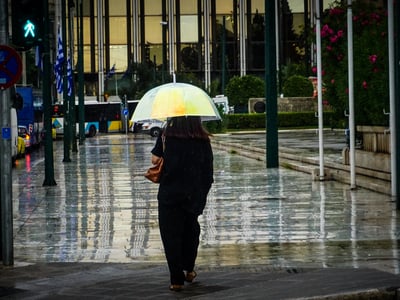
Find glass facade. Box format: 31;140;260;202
69;0;337;97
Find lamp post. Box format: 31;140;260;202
160;20;167;83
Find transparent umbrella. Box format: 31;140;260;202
131;82;221;122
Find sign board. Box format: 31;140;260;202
123;108;129;116
0;45;23;90
2;127;11;140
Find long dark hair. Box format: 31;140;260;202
163;116;210;140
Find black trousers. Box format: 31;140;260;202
158;204;200;285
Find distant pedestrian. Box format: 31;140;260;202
150;116;214;292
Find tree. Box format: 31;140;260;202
316;0;389;126
225;75;265;113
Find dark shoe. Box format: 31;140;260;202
185;271;197;283
169;284;183;292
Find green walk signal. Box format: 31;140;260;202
24;20;36;38
11;0;43;50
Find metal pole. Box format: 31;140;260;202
239;0;246;76
0;0;13;265
347;0;356;189
394;0;400;208
265;0;279;168
132;0;139;62
42;0;57;185
315;0;324;180
97;0;104;101
204;0;211;89
388;0;397;198
77;0;85;144
69;0;77;153
161;1;167;83
168;0;174;77
221;16;226;94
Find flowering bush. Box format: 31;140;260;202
315;0;389;126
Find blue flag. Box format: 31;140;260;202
67;55;73;97
54;26;64;94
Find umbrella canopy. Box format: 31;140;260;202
131;82;221;122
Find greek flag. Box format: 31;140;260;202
67;55;73;96
54;26;64;94
107;64;116;79
35;46;43;70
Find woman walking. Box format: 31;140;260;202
150;116;214;291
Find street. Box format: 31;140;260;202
10;132;399;274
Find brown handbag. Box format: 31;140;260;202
144;136;165;183
144;157;164;183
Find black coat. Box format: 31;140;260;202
151;135;214;215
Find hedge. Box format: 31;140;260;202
223;111;336;130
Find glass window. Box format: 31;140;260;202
83;18;92;45
109;0;126;16
181;15;198;43
82;1;91;16
180;0;197;14
288;0;304;13
215;2;233;14
83;46;94;73
145;16;163;44
149;44;163;66
109;17;128;44
216;16;234;36
109;45;128;71
145;0;162;15
292;13;304;35
251;0;264;13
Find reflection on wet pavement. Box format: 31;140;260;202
12;134;400;274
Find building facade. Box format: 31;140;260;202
58;0;337;99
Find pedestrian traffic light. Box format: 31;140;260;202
11;0;43;50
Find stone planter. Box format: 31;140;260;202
248;97;317;113
342;125;391;173
357;125;391;154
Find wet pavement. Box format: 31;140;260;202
1;130;400;299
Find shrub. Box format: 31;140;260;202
224;75;265;111
224;111;336;130
315;0;389;126
282;75;314;97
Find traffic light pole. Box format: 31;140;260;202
42;0;57;186
0;0;14;266
265;0;279;168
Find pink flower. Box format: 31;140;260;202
370;13;380;21
369;54;377;64
329;8;344;15
326;45;332;51
337;30;344;38
330;35;338;43
312;66;317;74
321;24;331;37
362;81;368;89
331;79;335;84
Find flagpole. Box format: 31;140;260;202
115;73;118;96
61;0;71;162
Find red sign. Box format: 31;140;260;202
0;45;22;90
